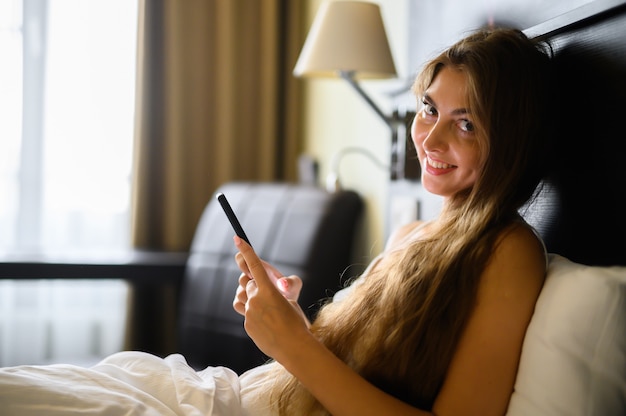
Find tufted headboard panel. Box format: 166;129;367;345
520;0;626;267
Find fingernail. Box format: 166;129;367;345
233;235;241;246
278;278;288;291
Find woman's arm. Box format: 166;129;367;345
278;328;434;415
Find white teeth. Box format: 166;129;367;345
427;157;454;169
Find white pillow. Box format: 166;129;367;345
507;254;626;416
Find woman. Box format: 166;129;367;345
234;27;554;415
0;27;554;415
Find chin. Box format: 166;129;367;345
421;181;448;198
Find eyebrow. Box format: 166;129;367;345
423;93;470;116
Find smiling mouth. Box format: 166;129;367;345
427;156;456;169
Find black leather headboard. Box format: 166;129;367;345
520;0;626;266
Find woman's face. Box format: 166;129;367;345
411;66;484;200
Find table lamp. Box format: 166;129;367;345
294;1;413;188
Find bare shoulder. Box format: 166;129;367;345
384;220;426;251
476;222;547;329
485;222;547;290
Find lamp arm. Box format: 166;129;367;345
326;146;390;192
339;70;395;130
330;146;390;172
335;71;415;182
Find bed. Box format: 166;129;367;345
0;1;625;415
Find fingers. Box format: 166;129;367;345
235;251;281;281
234;236;272;288
277;275;303;301
244;277;258;307
233;272;251;315
262;261;283;280
232;236;305;321
235;252;250;276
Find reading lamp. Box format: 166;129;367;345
294;1;411;191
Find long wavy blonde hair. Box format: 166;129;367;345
265;27;554;414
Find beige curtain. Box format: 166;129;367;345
126;0;305;355
131;0;305;252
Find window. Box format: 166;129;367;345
0;0;138;366
0;0;22;249
0;0;137;254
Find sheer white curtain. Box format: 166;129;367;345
0;0;137;366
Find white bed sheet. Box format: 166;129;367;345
0;351;269;416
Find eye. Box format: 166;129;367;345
420;98;437;117
457;119;475;133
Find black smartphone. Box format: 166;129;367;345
216;192;253;248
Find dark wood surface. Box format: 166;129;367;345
0;251;188;283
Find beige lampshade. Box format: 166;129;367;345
293;1;397;80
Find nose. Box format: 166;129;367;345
421;121;448;153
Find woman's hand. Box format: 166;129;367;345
232;255;303;315
232;236;311;359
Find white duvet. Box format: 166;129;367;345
0;351;275;416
